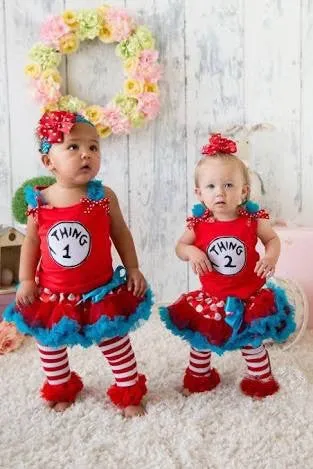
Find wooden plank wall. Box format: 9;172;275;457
0;0;312;302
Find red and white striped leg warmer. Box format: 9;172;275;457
98;335;147;408
183;347;220;393
240;345;279;398
37;343;83;403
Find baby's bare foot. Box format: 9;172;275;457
182;388;192;397
46;400;56;408
123;404;146;418
49;402;72;412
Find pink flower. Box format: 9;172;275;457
138;49;159;65
0;322;24;355
106;8;134;41
32;78;61;105
133;62;162;83
137;92;160;120
103;106;131;134
130;49;162;83
40;15;70;47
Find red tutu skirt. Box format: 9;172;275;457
167;288;276;346
17;284;143;329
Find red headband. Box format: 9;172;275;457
36;111;76;144
201;133;237;156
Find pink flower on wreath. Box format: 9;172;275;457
133;62;162;83
32;78;61;105
40;15;70;47
103;106;131;134
106;8;134;42
137;92;160;120
0;322;24;355
138;49;159;66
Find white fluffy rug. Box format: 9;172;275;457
1;312;313;469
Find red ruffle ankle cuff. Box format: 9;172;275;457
41;371;83;403
107;374;147;408
240;376;279;398
183;367;220;393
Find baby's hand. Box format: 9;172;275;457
126;268;147;297
186;246;213;276
254;257;276;278
16;280;38;306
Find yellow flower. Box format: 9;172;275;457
62;10;79;30
96;124;112;138
41;102;59;113
24;63;41;78
124;79;144;97
59;33;79;55
123;57;138;75
97;5;110;17
144;82;159;93
41;69;62;84
84;105;104;125
99;24;113;43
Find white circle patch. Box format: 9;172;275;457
47;222;91;267
207;236;246;275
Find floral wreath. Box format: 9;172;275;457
24;5;162;138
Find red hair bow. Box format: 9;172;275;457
201;133;237;156
36;111;76;144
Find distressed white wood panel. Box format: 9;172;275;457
127;0;187;302
0;0;12;225
245;0;301;222
5;0;65;196
66;0;129;222
300;0;313;225
185;0;245;291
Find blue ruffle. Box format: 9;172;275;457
87;180;104;201
192;204;206;217
244;200;260;213
159;282;296;355
23;179;104;209
4;288;154;348
191;200;260;218
24;185;40;208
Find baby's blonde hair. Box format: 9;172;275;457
194;153;251;199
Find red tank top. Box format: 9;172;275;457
30;184;113;294
190;209;267;299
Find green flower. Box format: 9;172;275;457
116;26;155;60
129;111;145;128
114;93;138;116
58;95;86;113
29;43;61;70
77;9;101;40
116;35;142;59
134;25;155;49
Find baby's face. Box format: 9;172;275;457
195;159;248;219
43;123;100;186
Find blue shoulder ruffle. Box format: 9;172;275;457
192;203;206;217
87;179;104;200
24;185;40;208
243;200;260;213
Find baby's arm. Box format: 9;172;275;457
16;215;41;305
105;186;147;297
176;229;212;275
255;218;280;278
